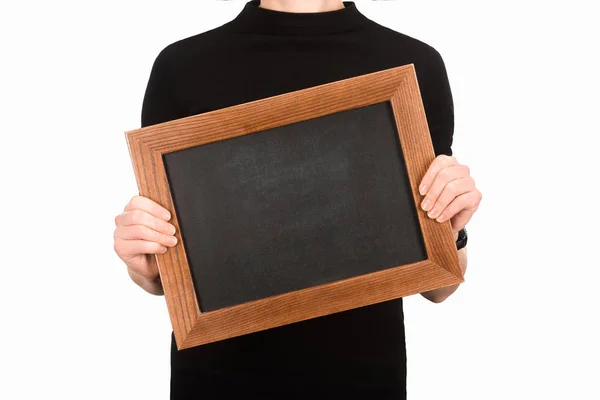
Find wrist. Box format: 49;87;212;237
455;227;468;250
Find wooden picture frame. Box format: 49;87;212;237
125;63;463;350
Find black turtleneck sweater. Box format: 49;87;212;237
141;1;454;399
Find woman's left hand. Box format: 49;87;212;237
418;155;482;240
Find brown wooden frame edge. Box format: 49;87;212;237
125;63;463;350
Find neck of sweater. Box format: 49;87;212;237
228;0;368;35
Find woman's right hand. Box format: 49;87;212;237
113;195;178;295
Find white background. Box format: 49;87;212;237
1;0;598;399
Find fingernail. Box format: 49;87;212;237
419;184;427;195
421;200;430;211
170;225;176;235
428;207;437;218
170;236;178;245
436;214;445;222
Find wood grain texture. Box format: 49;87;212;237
125;137;201;343
390;67;462;279
125;63;463;350
182;260;459;348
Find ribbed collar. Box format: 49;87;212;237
229;1;368;35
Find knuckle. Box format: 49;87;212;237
130;209;143;223
443;155;455;165
149;216;161;232
129;195;141;208
439;168;451;180
132;224;145;239
476;190;483;203
113;241;121;255
469;193;481;209
445;180;458;196
153;230;164;243
146;229;159;244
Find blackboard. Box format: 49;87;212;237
125;63;463;349
163;101;427;312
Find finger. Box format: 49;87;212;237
124;195;171;221
115;225;178;247
435;189;481;225
114;241;162;280
449;209;472;234
426;176;474;220
419;155;458;196
420;164;470;213
113;238;168;261
115;209;176;236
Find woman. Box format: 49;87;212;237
113;1;481;398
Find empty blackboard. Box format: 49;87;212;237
125;63;463;349
163;101;427;312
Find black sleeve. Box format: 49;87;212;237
141;44;182;128
415;46;455;157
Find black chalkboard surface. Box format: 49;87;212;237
126;63;462;349
163;101;426;312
